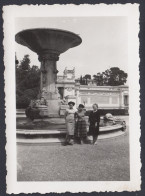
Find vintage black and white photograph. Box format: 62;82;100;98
4;4;140;193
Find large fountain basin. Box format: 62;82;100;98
16;109;127;144
15;28;82;55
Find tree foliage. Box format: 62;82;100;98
80;67;127;86
16;55;41;108
83;74;91;80
80;74;91;85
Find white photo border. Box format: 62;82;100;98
3;4;141;193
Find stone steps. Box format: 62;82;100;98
17;114;26;118
17;129;66;135
16;124;123;135
16;110;126;145
16;109;25;114
16;125;125;145
17;131;126;145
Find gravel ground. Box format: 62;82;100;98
17;116;129;181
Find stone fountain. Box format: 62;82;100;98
15;28;82;117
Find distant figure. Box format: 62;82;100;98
88;104;100;145
64;101;76;145
75;104;87;144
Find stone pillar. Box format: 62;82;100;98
119;90;124;109
109;94;112;105
87;92;91;107
76;89;79;107
121;92;124;108
38;52;60;117
87;97;91;106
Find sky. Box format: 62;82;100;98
15;17;128;79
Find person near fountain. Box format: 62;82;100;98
64;101;76;145
75;104;87;144
88;103;100;145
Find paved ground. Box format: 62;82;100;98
17;116;129;181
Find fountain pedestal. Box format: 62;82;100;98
39;52;60;117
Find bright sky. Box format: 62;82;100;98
15;17;128;79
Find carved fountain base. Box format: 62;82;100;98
47;100;60;117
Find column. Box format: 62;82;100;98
119;90;124;109
38;51;60;117
109;93;112;105
87;93;91;107
76;89;79;107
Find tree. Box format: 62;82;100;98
104;67;127;86
93;73;103;86
83;74;91;85
79;74;92;85
93;67;127;86
20;54;30;71
16;55;31;83
80;75;83;84
79;75;85;85
16;54;41;108
83;74;91;80
23;65;40;89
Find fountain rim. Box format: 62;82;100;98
15;28;82;43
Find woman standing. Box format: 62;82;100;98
75;104;87;144
88;103;100;145
64;101;76;145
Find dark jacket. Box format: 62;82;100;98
88;110;100;136
89;110;100;124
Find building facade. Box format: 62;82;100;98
57;68;129;114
